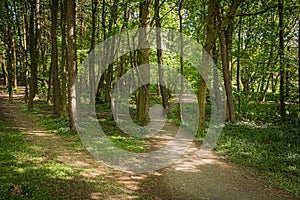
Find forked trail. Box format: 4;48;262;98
0;86;297;200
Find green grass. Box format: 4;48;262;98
0;104;132;199
215;121;300;196
0;122;80;199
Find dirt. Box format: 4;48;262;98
0;86;298;200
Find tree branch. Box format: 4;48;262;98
234;5;276;17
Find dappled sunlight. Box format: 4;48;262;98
173;145;228;172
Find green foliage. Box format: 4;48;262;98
215;122;300;196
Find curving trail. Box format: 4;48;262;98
0;86;298;200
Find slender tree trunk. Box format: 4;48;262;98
67;0;77;132
218;5;236;123
237;16;242;112
61;0;67;117
178;0;184;122
104;0;118;103
198;0;217;131
12;37;17;88
23;12;29;101
219;28;236;123
51;0;61;117
279;0;285;120
298;19;300;107
1;55;8;86
5;2;13;102
28;0;40;111
89;0;97;105
154;0;168;111
137;0;150;126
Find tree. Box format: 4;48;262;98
89;0;98;105
154;0;168;111
67;0;77;132
51;0;61;117
218;3;236;123
279;0;285;120
137;0;151;126
4;1;14;102
28;0;40;111
61;0;67;117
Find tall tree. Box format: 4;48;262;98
89;0;97;105
67;0;77;132
60;0;67;117
218;4;236;123
28;0;40;110
178;0;184;122
51;0;61;116
137;0;151;126
4;1;14;102
279;0;285;120
154;0;168;111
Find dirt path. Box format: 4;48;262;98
0;87;298;200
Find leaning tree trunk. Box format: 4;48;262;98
219;28;236;123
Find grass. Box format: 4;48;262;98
0;103;137;199
10;95;300;198
0;122;81;199
215;119;300;196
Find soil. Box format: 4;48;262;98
0;86;298;200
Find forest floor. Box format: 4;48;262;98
0;86;298;200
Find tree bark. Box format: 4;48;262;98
12;37;17;88
198;0;217;131
67;0;77;132
279;0;285;120
89;0;97;105
298;19;300;108
219;28;236;123
28;0;40;111
155;0;168;112
61;0;67;117
51;0;61;117
5;2;13;102
178;0;184;122
137;0;150;126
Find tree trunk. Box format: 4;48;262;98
89;0;97;105
279;0;285;120
178;0;184;122
67;0;77;132
298;19;300;108
23;12;29;102
137;0;150;126
51;0;61;117
217;3;237;123
198;0;217;131
219;28;236;123
154;0;168;111
104;0;118;103
5;2;13;102
1;55;8;87
60;0;67;117
12;37;17;88
237;16;242;112
28;0;40;111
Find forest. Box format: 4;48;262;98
0;0;299;199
